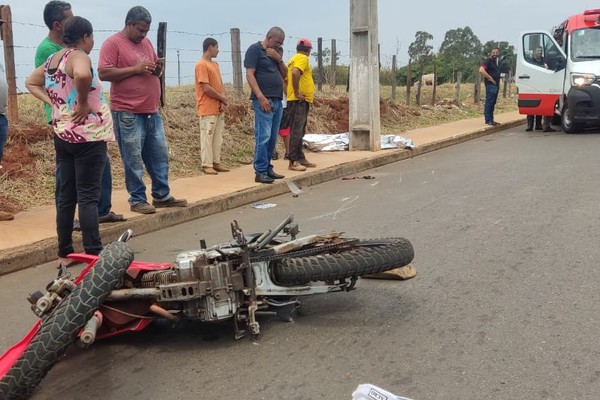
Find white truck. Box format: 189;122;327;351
516;9;600;133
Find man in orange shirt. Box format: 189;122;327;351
194;38;229;175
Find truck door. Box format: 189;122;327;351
516;31;566;116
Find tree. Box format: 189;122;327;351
311;47;339;65
482;40;517;74
408;31;433;105
408;31;434;67
438;26;482;82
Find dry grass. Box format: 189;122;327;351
0;83;516;213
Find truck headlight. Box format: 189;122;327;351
571;73;596;86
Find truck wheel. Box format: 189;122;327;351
561;104;583;133
0;242;134;400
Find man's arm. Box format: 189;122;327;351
292;67;304;101
246;68;271;112
479;64;496;85
200;83;227;105
98;63;156;82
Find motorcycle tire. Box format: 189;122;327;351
0;241;134;400
272;238;414;286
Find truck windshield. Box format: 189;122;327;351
571;27;600;61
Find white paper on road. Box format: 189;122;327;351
303;133;415;152
352;383;414;400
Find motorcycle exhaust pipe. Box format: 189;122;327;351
80;311;103;346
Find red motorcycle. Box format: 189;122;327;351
0;215;414;399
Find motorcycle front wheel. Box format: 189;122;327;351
272;238;414;286
0;241;134;400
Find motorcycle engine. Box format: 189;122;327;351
172;250;244;322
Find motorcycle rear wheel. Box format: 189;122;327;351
0;241;134;400
272;238;414;286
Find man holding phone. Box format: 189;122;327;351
98;6;187;214
244;26;287;184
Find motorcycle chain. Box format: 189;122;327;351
248;238;360;263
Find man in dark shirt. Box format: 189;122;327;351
479;47;501;126
244;27;288;184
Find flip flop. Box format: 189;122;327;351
99;211;127;223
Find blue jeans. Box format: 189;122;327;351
54;153;112;217
112;111;171;205
484;83;499;123
0;114;7;165
252;98;283;174
54;136;106;257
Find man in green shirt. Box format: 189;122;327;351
35;1;125;226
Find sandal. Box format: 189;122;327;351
99;211;127;223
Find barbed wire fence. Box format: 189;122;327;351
0;4;416;122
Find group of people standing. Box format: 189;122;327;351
25;2;186;267
194;27;316;184
9;5;317;267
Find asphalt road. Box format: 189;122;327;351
1;126;600;399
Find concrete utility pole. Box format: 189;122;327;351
349;0;380;151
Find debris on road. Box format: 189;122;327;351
251;202;277;209
342;175;376;180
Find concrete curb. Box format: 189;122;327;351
0;119;524;275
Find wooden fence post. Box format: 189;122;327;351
317;37;323;91
391;55;396;101
454;71;462;105
406;58;412;106
474;67;481;105
431;64;437;106
230;28;243;94
330;39;337;90
157;22;167;107
416;65;423;106
0;5;18;123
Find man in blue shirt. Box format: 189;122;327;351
244;27;288;184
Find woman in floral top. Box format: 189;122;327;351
26;16;114;266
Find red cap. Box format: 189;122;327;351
297;37;313;48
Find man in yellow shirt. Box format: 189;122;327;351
194;38;229;175
286;38;316;171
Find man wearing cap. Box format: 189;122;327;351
286;38;316;171
244;26;288;184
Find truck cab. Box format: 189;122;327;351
516;9;600;133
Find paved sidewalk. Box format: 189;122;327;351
0;111;525;274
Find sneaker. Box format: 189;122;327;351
267;169;285;179
255;172;274;184
202;166;218;175
299;159;316;168
0;211;14;221
152;197;187;208
131;201;156;214
213;163;230;172
492;121;501;126
289;161;307;171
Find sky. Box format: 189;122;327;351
2;0;597;91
